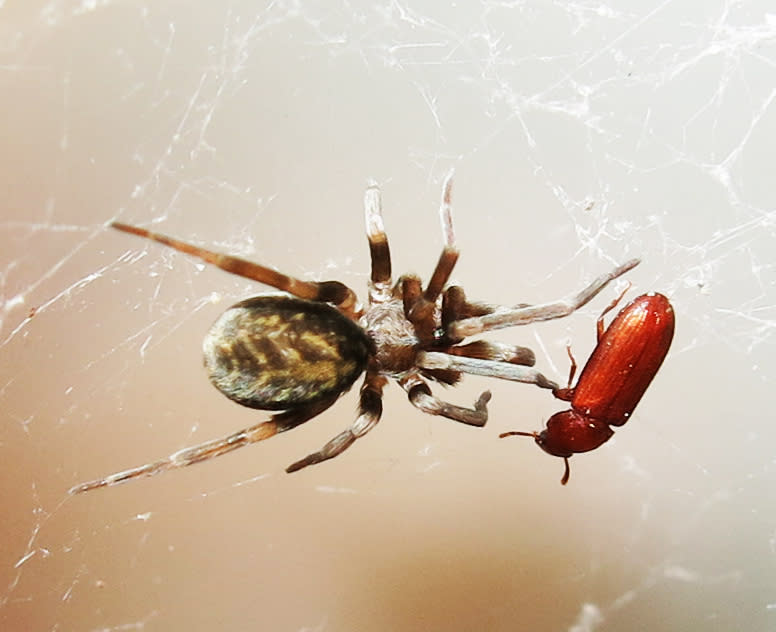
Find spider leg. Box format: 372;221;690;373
441;285;531;332
446;340;536;367
364;183;393;303
419;339;536;387
416;351;559;390
399;274;423;317
285;372;387;472
447;259;640;339
424;172;460;304
398;174;463;342
442;285;494;329
397;274;437;343
68;396;338;494
110;222;359;317
399;371;491;427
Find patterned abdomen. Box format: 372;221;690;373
203;296;371;410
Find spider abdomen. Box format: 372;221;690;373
203;296;371;410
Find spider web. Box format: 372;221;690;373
2;1;775;630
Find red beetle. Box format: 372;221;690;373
501;291;675;485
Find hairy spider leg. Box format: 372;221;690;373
285;371;387;472
447;340;536;367
439;285;536;364
399;371;490;427
447;258;641;339
110;222;360;317
416;351;559;390
364;184;393;303
365;172;459;313
424;261;639;389
68;395;339;494
424;172;459;304
441;285;530;334
400;173;462;342
399;274;435;341
442;285;492;331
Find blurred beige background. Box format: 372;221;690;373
1;2;774;630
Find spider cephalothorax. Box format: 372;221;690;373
70;175;637;493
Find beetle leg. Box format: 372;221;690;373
552;345;577;401
560;457;571;485
596;282;631;341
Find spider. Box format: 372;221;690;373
69;175;638;493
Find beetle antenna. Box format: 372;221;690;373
499;430;537;439
500;431;572;486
